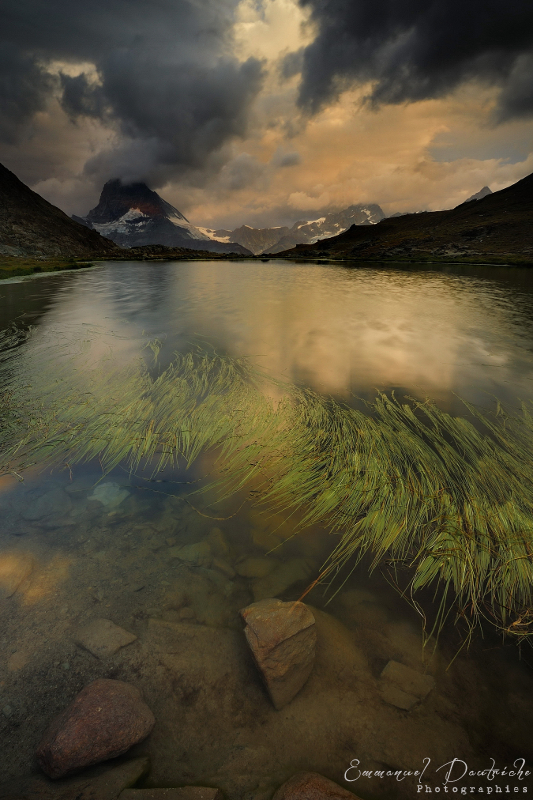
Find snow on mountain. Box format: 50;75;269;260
217;204;385;255
76;180;251;254
197;227;232;243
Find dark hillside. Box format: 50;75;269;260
0;163;120;258
277;172;533;263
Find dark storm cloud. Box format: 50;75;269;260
0;0;264;184
0;43;53;143
293;0;533;119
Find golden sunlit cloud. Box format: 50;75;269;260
1;0;531;229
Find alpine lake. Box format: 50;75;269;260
1;259;533;798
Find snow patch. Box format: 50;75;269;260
197;227;232;243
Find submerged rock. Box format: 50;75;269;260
212;557;236;579
273;772;359;800
88;482;130;509
119;788;224;799
20;487;72;521
36;679;155;779
240;598;316;709
251;558;313;601
235;556;279;579
206;527;230;558
0;552;34;599
168;541;212;568
1;756;150;800
379;659;436;710
74;618;137;659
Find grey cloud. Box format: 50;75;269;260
294;0;533;119
60;74;107;120
495;54;533;121
220;153;265;191
0;43;53;143
279;48;305;80
0;0;265;186
272;150;302;168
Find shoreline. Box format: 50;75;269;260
1;251;532;283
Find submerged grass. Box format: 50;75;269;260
1;326;533;644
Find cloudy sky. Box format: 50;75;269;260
2;0;533;229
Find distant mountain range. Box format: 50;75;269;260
74;180;252;255
277;175;532;262
203;204;384;255
2;160;528;266
0;163;119;258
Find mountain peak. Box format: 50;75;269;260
464;185;492;204
87;178;188;225
78;178;251;255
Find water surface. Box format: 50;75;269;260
2;259;533;410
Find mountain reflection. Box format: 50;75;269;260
5;259;533;412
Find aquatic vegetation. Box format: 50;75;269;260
1;326;533;644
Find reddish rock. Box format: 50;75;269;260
36;679;155;779
240;598;316;710
273;772;360;800
120;788;224;800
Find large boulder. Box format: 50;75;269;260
36;679;155;779
240;599;316;710
273;772;359;800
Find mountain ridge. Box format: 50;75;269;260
0;163;120;258
203;203;384;255
275;173;533;262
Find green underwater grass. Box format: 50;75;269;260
1;325;533;644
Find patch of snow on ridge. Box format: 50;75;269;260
175;221;211;241
92;208;150;236
197;227;232;243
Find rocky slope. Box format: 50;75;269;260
200;224;292;256
0;163;120;258
277;173;533;263
77;180;251;255
204;204;384;255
